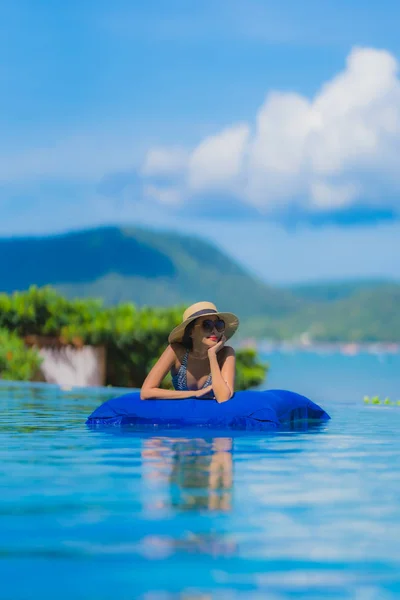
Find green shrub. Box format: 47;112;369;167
364;395;400;406
235;348;268;390
0;328;42;381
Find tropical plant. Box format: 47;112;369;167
0;328;42;381
235;348;268;390
363;395;400;406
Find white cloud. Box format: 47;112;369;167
187;124;249;193
310;181;361;210
141;146;188;177
143;183;182;205
4;46;400;222
142;47;400;216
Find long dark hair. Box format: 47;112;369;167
181;319;197;350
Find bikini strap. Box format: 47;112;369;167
181;349;189;369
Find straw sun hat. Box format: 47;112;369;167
168;301;240;345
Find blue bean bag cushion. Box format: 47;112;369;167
86;389;330;431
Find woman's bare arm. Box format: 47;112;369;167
208;343;236;403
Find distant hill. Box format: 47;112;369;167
1;226;399;341
295;284;400;342
0;226;302;319
246;282;400;342
288;279;394;303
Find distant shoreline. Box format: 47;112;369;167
238;339;400;356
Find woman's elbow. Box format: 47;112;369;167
216;389;233;404
140;388;151;400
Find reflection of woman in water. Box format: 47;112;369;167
142;436;233;512
142;437;236;557
140;302;239;403
170;437;233;512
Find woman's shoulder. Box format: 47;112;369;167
222;344;235;355
226;344;235;353
170;343;187;362
218;344;235;362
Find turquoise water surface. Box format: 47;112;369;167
1;352;400;599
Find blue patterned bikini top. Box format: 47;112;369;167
171;350;212;391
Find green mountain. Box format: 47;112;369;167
0;226;301;319
1;226;399;341
296;284;400;342
288;279;394;303
246;282;400;342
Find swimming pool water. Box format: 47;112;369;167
1;353;400;599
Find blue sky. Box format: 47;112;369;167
1;0;400;283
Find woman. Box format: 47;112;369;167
140;301;239;403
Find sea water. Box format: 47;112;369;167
1;351;399;599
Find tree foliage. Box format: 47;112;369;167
0;328;42;381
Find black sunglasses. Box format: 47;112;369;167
201;319;226;334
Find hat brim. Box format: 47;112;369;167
168;311;239;345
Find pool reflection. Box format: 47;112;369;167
142;436;233;512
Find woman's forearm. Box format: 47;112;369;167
140;387;198;400
208;354;232;403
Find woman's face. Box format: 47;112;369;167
191;317;226;348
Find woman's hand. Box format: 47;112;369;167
194;385;214;398
208;335;227;356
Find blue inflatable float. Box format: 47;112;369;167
86;389;330;431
